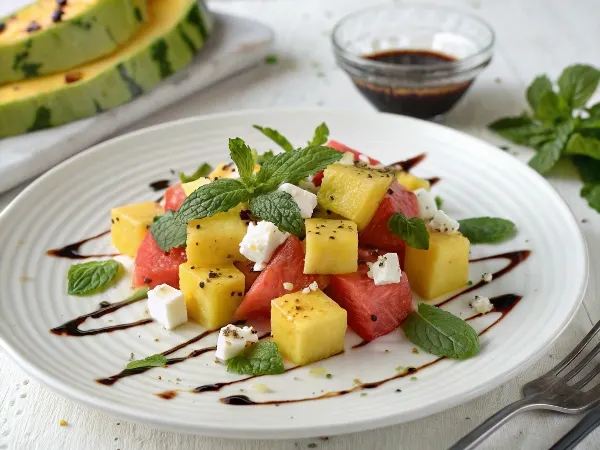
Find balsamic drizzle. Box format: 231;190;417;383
50;290;150;336
46;230;115;260
148;179;171;191
390;153;426;172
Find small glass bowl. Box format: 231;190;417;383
332;3;495;119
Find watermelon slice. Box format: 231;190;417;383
164;183;186;211
359;181;419;256
235;236;329;319
327;264;413;341
313;140;382;186
133;233;187;288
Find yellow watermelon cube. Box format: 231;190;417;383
111;202;164;257
304;218;358;274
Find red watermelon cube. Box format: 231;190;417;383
164;184;186;211
133;233;187;289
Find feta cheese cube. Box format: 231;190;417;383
148;284;188;330
278;183;318;219
215;324;259;362
367;253;402;285
338;152;355;166
429;210;460;233
414;188;438;221
470;295;494;314
283;282;294;291
239;221;289;271
482;272;493;283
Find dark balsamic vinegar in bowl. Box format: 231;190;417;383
356;50;473;119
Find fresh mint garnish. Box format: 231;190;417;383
308;122;329;146
387;213;430;250
489;63;600;214
253;125;294;152
573;156;600;212
402;303;480;359
179;163;212;183
227;341;285;376
435;196;443;209
457;217;516;244
256;149;275;164
126;354;167;370
255;145;343;192
264;55;278;64
249;191;305;236
228;138;256;186
67;260;122;296
150;134;344;250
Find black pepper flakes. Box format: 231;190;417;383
407;367;417;373
26;21;41;32
329;195;334;200
196;224;201;229
238;292;242;297
228;275;233;278
143;277;152;284
0;22;5;33
208;271;218;278
329;236;335;240
57;0;68;6
326;209;332;215
199;281;205;288
387;188;393;195
371;314;377;322
51;9;65;23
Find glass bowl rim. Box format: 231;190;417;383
331;2;496;74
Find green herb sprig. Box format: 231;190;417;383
67;259;122;296
179;163;212;183
489;64;600;213
126;354;168;370
151;124;341;251
227;341;285;376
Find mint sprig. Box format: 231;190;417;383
253;125;294;152
67;260;122;296
229;138;255;185
308;122;329;146
227;341;285;376
387;213;430;250
126;354;167;370
488;63;600;214
179;163;212;183
150;132;343;250
573;156;600;212
249;191;304;236
458;217;516;244
402;303;480;359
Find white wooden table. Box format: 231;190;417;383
1;0;599;449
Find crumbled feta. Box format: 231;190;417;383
414;188;438;221
215;324;259;362
239;221;289;271
358;153;370;164
367;253;402;285
338;152;355;166
308;281;318;291
147;284;188;330
429;210;460;233
302;287;311;294
470;295;494;314
278;183;318;218
283;282;294;291
482;272;493;283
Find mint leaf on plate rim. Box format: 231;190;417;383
457;217;516;244
67;259;122;296
126;354;168;370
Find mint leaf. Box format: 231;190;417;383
535;90;570;125
488;115;554;147
67;260;122;296
573;156;600;213
458;217;516;244
581;184;600;213
178;178;251;223
529;119;574;173
256;150;275;165
149;210;187;251
308;122;329;146
558;64;600;109
588;103;600;119
526;75;553;112
229;138;256;184
179;163;212;183
253;125;294;152
402;303;480;359
249;190;304;236
387;213;430;250
227;341;285;376
126;354;167;370
255;146;343;192
435;196;443;209
565;133;600;160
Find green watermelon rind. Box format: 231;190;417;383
0;0;213;138
0;0;149;85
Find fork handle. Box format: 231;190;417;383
448;397;542;450
549;408;600;450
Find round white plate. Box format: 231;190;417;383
0;109;587;439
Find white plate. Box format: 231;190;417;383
0;109;588;439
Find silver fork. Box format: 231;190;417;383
449;320;600;450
